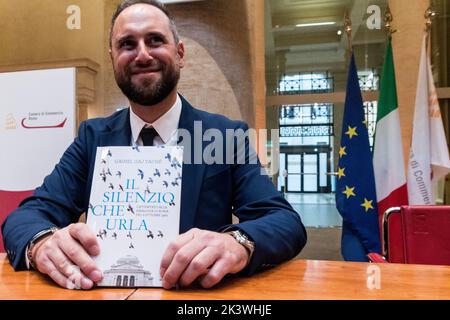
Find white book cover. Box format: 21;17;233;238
86;146;183;287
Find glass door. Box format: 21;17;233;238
286;154;301;192
283;150;331;193
302;153;318;192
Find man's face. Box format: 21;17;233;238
110;4;184;106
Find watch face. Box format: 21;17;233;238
235;231;246;242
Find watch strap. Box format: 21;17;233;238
26;227;59;270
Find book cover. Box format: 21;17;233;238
86;145;183;287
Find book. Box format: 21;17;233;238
86;145;183;287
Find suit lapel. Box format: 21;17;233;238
99;108;132;147
177;97;206;232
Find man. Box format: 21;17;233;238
2;0;306;290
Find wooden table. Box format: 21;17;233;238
131;259;450;300
0;254;134;300
2;253;450;299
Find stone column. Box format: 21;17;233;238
390;0;430;167
246;0;266;133
246;0;268;165
76;64;98;128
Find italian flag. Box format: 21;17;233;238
373;37;408;224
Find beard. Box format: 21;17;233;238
114;60;180;106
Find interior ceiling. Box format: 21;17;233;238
266;0;388;77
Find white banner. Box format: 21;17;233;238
0;68;76;191
407;36;450;205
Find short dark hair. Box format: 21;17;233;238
109;0;180;48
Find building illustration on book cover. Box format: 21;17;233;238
102;255;153;287
86;146;183;287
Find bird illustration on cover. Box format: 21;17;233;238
86;146;183;287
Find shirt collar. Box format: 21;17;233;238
129;94;182;145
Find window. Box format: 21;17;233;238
279;104;334;147
358;70;379;91
278;72;333;94
364;101;378;147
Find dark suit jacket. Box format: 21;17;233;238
2;96;306;274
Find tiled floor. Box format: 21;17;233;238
285;193;342;228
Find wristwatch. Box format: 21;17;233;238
227;230;255;265
26;227;59;270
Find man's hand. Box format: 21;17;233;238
32;223;103;290
160;228;249;289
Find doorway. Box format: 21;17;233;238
280;147;331;193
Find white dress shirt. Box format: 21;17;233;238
129;94;182;147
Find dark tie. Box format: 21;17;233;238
140;127;158;146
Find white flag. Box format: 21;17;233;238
407;35;450;205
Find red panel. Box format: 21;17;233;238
0;190;33;252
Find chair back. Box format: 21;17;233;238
382;205;450;265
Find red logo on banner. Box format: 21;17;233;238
21;117;67;129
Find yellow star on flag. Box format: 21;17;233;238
337;167;345;179
343;186;356;199
345;126;358;139
339;146;347;158
361;198;374;212
363;119;368;128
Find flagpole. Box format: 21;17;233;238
384;5;396;38
344;11;352;52
425;6;437;33
424;6;437;54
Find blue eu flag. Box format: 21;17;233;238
336;54;381;261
